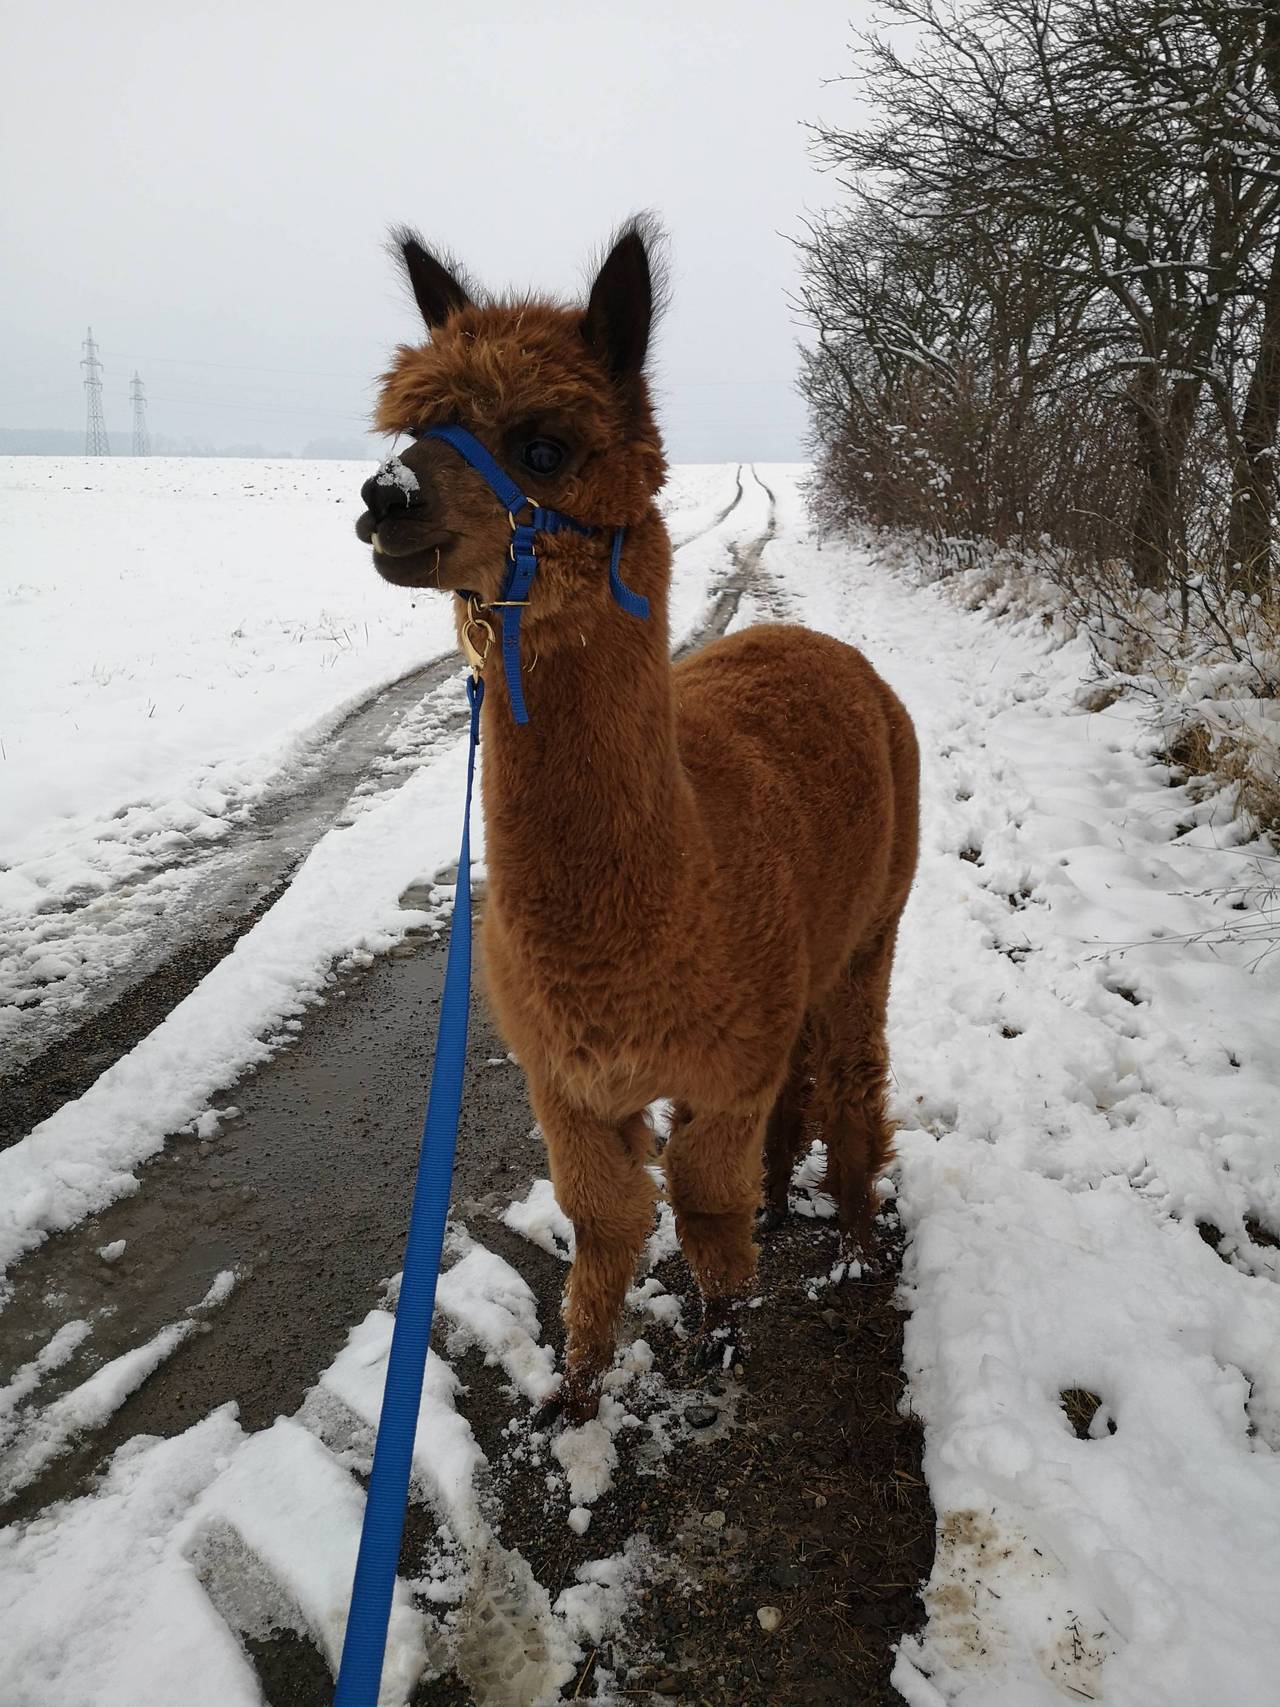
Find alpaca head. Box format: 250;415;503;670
356;218;668;617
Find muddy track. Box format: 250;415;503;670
674;468;781;664
0;472;935;1707
668;464;744;551
0;656;463;1125
0;470;751;1146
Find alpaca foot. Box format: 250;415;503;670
757;1202;788;1236
533;1388;601;1430
689;1297;748;1377
533;1367;602;1431
832;1230;888;1284
532;1387;567;1432
561;1363;604;1425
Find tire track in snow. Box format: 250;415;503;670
0;657;465;1127
673;464;779;663
668;462;744;550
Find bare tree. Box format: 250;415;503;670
802;0;1280;591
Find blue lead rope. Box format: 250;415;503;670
336;424;650;1704
333;674;483;1707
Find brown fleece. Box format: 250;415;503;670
362;224;920;1420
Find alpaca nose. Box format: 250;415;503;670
360;456;423;523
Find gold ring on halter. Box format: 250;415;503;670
460;594;496;678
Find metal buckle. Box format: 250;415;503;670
459;595;496;679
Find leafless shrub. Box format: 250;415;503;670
795;0;1280;832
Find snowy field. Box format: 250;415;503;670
2;459;1280;1705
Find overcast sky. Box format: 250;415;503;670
1;1;872;462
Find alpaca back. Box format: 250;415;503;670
673;623;919;1007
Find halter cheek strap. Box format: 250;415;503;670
414;423;649;725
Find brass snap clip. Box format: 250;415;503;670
460;595;496;680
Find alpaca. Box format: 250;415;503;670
356;218;919;1421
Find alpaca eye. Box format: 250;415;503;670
521;437;565;477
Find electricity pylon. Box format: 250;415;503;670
81;328;111;455
130;371;151;456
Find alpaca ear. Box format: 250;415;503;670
392;227;473;330
583;221;657;382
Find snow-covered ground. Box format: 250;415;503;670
1;459;441;888
3;460;1279;1705
762;475;1280;1707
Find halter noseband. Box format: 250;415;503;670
412;423;649;725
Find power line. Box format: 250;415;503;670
130;372;151;456
81;328;110;456
99;349;374;382
96;348;796;391
143;392;371;424
58;337;794;446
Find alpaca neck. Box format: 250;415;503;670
478;514;691;950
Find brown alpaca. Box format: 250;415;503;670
356;218;919;1421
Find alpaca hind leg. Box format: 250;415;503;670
760;1037;810;1233
663;1106;766;1361
533;1088;656;1421
810;930;897;1270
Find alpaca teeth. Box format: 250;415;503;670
372;530;383;553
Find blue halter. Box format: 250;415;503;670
413;424;649;724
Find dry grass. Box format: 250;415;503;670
1060;1388;1106;1441
864;526;1280;848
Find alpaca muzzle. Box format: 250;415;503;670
356;455;458;582
358;455;421;527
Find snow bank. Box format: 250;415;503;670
0;1409;262;1707
767;498;1280;1705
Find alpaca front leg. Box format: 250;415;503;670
809;930;898;1276
532;1089;656;1422
760;1041;809;1233
663;1106;766;1352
